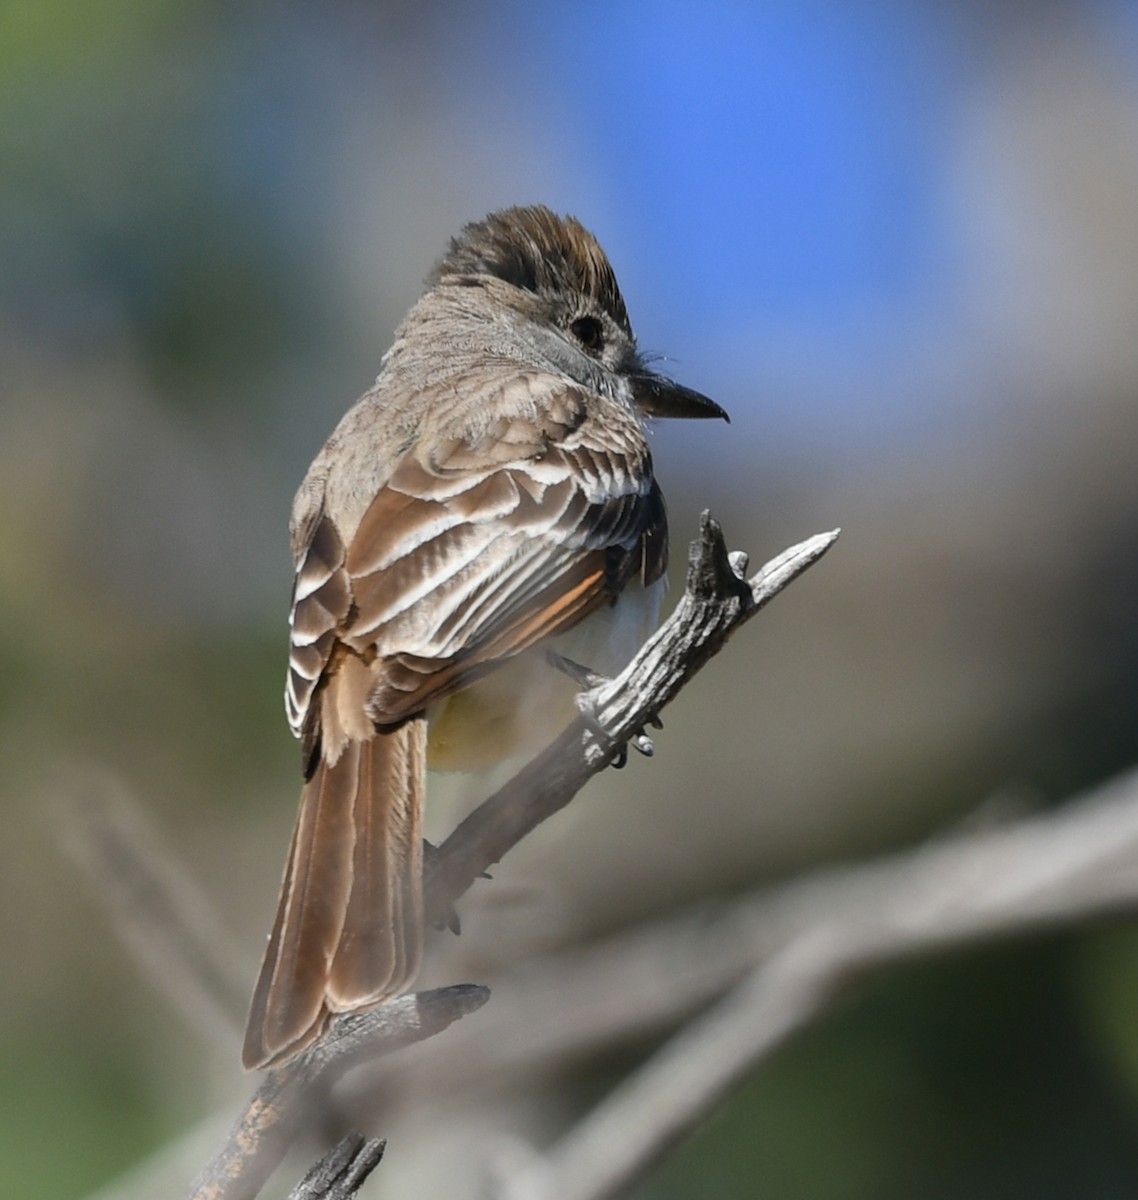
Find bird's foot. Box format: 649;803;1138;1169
546;650;662;767
575;686;663;769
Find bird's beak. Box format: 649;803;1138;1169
629;373;730;422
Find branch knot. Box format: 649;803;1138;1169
687;511;754;606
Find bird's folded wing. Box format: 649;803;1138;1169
285;390;665;755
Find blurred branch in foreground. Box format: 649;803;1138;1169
55;772;250;1055
490;766;1138;1200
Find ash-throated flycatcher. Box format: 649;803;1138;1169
243;206;727;1069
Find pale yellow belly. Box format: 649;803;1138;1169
425;577;664;773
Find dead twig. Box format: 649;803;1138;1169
287;1133;386;1200
185;985;489;1200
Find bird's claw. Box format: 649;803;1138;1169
576;688;660;769
631;730;655;757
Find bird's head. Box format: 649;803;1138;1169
430;206;729;423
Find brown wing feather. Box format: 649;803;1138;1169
364;549;612;721
343;439;658;724
284;384;664;758
285;515;352;768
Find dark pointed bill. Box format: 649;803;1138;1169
629;373;730;422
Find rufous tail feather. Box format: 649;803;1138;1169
243;716;425;1069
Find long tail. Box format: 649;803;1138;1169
242;717;426;1069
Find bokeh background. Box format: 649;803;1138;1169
5;1;1138;1196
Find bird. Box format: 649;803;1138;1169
242;205;728;1069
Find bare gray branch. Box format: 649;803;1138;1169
55;772;249;1052
424;518;840;913
493;767;1138;1200
185;985;488;1200
287;1134;386;1200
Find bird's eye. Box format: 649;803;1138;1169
570;316;604;352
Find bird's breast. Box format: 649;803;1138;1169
425;577;663;773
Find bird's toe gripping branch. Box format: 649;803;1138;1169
574;681;662;769
546;636;665;767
